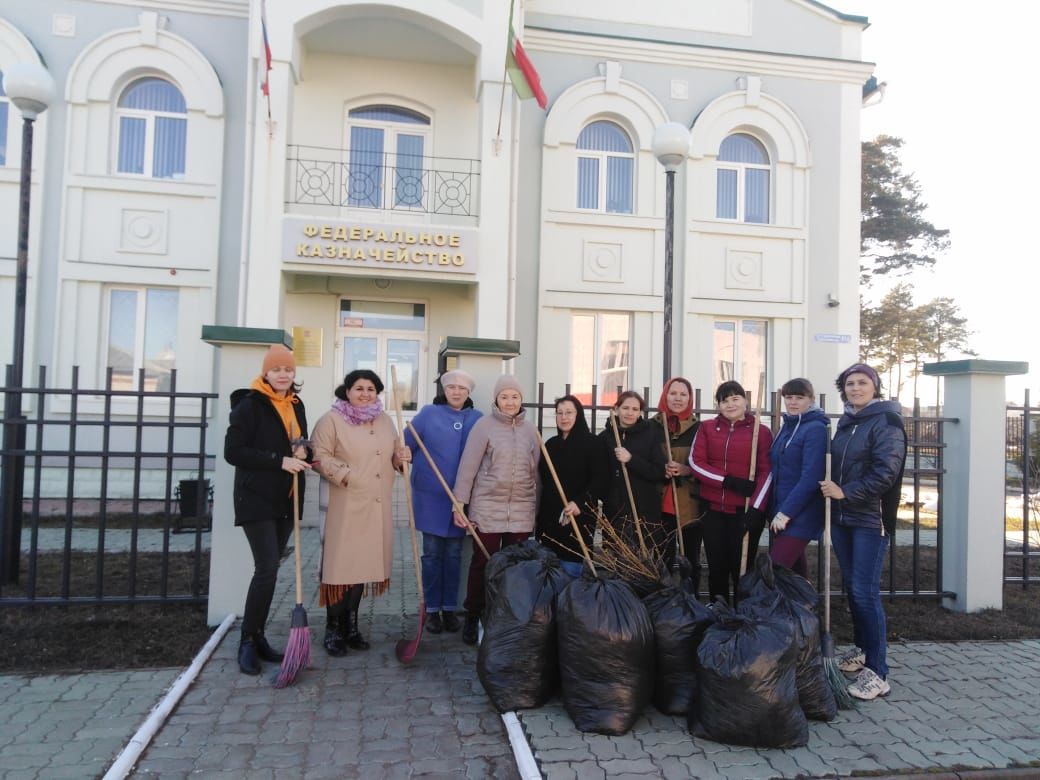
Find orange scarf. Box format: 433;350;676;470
250;376;299;439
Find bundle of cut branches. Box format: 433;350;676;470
590;506;667;596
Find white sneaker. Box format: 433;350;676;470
837;646;866;673
848;668;891;701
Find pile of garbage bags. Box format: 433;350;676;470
476;546;836;745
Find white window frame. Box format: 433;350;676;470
715;133;770;224
344;105;432;211
576;121;635;214
103;286;179;391
713;318;769;395
114;77;187;180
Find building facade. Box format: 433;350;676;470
0;0;871;494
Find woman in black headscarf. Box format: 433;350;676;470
535;395;610;576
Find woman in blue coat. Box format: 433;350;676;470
768;378;829;578
404;370;482;634
820;363;907;702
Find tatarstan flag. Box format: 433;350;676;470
507;29;547;109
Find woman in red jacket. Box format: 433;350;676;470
689;380;773;604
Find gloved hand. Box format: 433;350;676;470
744;507;765;528
770;512;790;533
723;475;756;497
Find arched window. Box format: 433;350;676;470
576;120;633;214
346;104;431;210
716;133;769;223
0;73;10;166
116;77;187;178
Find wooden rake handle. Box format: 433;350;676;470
609;409;649;559
390;366;424;600
534;431;596;574
739;387;764;576
405;420;491;560
657;414;685;558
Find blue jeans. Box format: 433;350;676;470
830;523;890;679
421;533;463;613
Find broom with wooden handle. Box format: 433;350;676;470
274;469;310;688
821;429;856;708
390;365;426;664
405;421;491;561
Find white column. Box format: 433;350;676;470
474;81;515;340
204;332;288;626
243;62;293;328
924;359;1028;612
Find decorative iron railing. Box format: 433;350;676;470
287;145;480;217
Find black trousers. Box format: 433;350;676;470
700;509;747;605
676;517;703;599
240;512;293;637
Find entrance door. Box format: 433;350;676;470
337;299;426;412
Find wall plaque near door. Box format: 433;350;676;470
291;327;324;367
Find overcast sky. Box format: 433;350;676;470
853;1;1038;403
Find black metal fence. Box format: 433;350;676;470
286;145;481;217
525;383;951;601
1005;390;1037;587
0;367;216;607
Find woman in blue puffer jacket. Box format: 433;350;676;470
768;378;829;579
820;363;906;703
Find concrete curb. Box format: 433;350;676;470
102;613;236;779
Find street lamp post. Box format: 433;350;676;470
1;62;55;583
652;122;691;385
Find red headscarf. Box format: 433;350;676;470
657;377;695;434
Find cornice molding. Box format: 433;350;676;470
94;0;249;20
524;27;874;85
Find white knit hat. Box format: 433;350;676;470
439;369;475;392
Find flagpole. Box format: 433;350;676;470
495;0;518;147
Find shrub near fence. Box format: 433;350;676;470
0;367;215;607
525;383;953;600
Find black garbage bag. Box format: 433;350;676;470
642;585;716;715
738;554;837;722
690;596;807;748
484;538;559;609
557;573;655;735
478;556;571;712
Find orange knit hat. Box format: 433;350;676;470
261;344;296;374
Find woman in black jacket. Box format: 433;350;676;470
536;395;610;576
224;345;311;675
597;390;668;556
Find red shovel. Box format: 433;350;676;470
390;365;425;664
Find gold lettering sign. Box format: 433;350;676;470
283;217;477;274
291;327;323;368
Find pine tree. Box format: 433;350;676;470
861;135;950;285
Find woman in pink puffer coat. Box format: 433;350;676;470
452;374;539;644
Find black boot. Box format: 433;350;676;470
253;632;284;662
345;608;370;650
323;606;348;657
426;611;443;635
442;611;461;634
238;637;261;675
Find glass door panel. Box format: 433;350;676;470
394;133;425;209
342;336;378;374
386;338;421;411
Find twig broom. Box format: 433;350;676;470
274;471;310;688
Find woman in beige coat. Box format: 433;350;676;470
312;369;410;657
452;374;539;644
